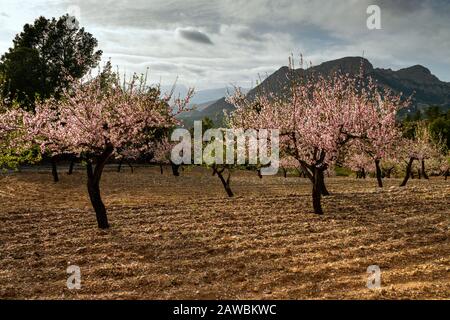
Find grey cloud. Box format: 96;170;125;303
237;29;263;42
3;0;449;89
375;0;427;13
176;28;213;45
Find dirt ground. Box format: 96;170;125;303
0;165;449;300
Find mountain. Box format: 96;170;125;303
177;57;450;127
176;88;249;127
160;84;247;106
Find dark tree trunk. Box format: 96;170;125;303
282;168;287;178
86;146;113;229
117;160;123;172
445;169;449;180
317;169;330;196
67;159;75;175
51;157;59;182
257;169;262;179
417;168;421;179
126;161;134;174
87;166;109;229
421;160;429;179
213;165;234;197
170;161;180;176
400;157;415;187
375;159;383;188
362;168;366;179
159;164;163;175
312;167;324;215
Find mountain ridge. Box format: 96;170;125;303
177;57;450;127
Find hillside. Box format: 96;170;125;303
178;57;450;127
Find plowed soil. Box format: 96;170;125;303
0;166;449;299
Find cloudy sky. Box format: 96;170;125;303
0;0;449;90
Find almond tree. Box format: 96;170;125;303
280;155;298;178
26;73;191;228
399;125;442;186
152;137;182;176
344;150;374;179
349;90;405;188
229;71;407;215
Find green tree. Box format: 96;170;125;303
424;106;443;120
0;15;102;110
429;117;450;149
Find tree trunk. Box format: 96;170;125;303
283;168;287;178
126;161;134;174
170;161;180;176
421;159;429;179
117;160;123;172
51;157;59;182
417;168;421;179
362;168;366;179
400;157;415;187
87;166;109;229
159;164;163;175
67;159;75;175
445;169;449;180
317;169;330;196
257;169;262;179
312;167;324;215
213;166;234;197
375;159;383;188
86;146;113;229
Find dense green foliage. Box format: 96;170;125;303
403;106;450;150
0;15;102;110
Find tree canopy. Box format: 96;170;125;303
0;14;102;110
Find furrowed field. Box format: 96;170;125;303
1;166;449;299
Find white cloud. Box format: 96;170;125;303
0;0;449;90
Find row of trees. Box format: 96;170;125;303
227;68;411;214
0;14;198;229
1;14;448;228
0;66;192;228
344;124;449;185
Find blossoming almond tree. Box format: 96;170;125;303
344;149;375;179
152;137;182;176
26;73;191;228
280;155;299;178
229;70;407;215
348;84;406;188
399;125;442;186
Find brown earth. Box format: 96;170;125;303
0;166;449;299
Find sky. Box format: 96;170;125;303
0;0;449;90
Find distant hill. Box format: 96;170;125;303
177;57;450;127
177;89;249;127
160;85;247;106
